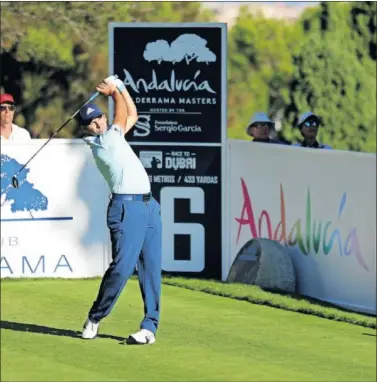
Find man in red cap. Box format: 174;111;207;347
0;93;31;140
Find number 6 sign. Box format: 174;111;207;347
160;187;205;272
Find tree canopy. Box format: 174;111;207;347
282;2;376;152
227;6;301;140
0;1;213;138
1;1;375;152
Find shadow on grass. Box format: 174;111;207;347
362;333;376;337
162;277;376;328
0;320;125;342
259;287;376;317
164;276;373;315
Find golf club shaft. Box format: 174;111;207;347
14;91;100;178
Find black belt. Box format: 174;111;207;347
112;192;151;202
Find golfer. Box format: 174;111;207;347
80;76;162;345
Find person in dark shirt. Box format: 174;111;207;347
293;112;332;149
246;112;288;145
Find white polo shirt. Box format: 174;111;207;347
0;124;31;141
84;124;151;194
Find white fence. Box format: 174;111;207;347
1;139;110;278
224;140;376;315
1;138;376;314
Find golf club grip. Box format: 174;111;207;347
71;91;100;119
72;74;119;115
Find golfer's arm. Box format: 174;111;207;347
112;90;128;133
118;87;138;134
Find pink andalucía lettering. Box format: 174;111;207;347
234;177;369;271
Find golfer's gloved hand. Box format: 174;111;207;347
104;75;118;84
103;76;125;93
113;79;126;92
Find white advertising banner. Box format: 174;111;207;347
226;140;376;314
1;139;110;278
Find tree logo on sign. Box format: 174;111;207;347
1;154;48;215
143;34;217;65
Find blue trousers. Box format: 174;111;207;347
88;196;162;334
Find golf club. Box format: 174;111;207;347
11;75;118;189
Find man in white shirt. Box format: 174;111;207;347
0;94;31;140
80;77;162;346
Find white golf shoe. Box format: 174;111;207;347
82;319;99;339
127;329;156;345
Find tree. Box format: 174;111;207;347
0;1;214;138
196;47;217;65
143;40;171;64
0;154;48;213
170;34;215;65
282;2;377;152
227;7;301;140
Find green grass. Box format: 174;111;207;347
1;278;376;381
163;277;376;328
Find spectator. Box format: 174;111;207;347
246;112;288;145
293;112;332;149
0;93;31;141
